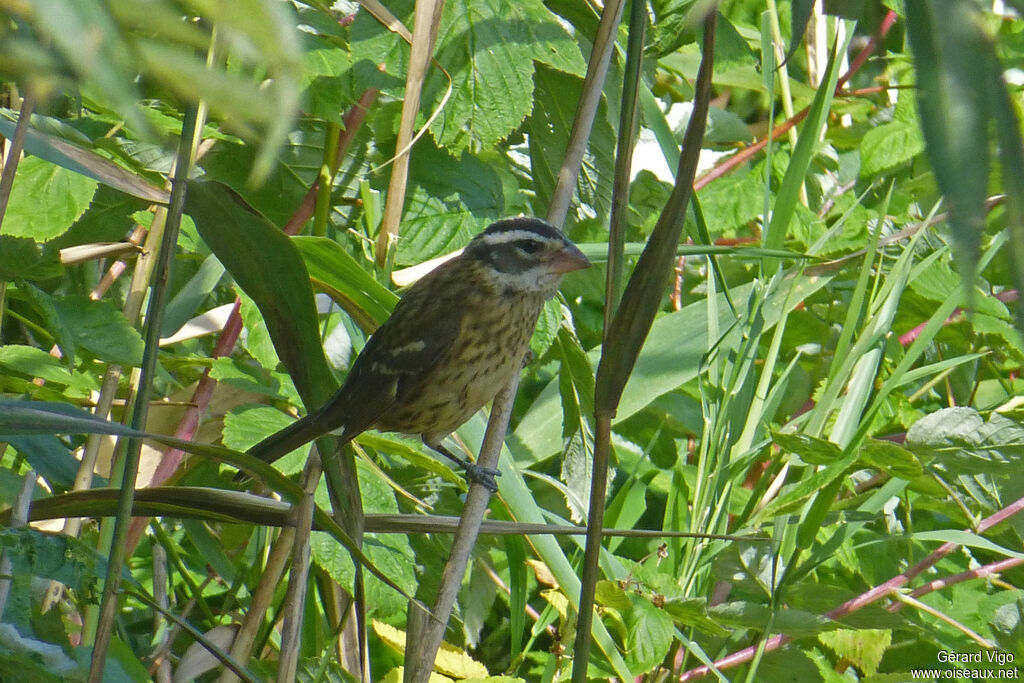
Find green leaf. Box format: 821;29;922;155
763;33;848;264
160;254;225;338
184;180;335;410
910;530;1024;559
709;601;838;638
0;237;62;281
351;0;585;153
773;431;843;465
51;295;144;366
594;580;631;610
906;407;1024;475
859;119;924;177
528;63;616;226
623;595;674;675
5;435;81;488
0;112;169;204
395;143;509;265
0;345;96;394
224;404;310;476
818;628;891;676
3;156;98;242
649;0;698;57
859;439;923;480
662;596;730;636
991;599;1024;657
311;460;417;617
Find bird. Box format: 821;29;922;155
245;217;591;491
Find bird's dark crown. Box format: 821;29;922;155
461;216;585;294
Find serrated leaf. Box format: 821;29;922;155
623;595;674;675
560;430;592;524
906;407;1024;475
773;431;843;465
818;628;891;676
351;0;585;153
3;156;98;242
859;119;924;177
528;64;616;226
393;143;507;265
859;439;923;480
51;295;144;366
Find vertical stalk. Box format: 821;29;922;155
604;0;647;334
88;104;200;682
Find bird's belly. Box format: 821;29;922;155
376;300;539;440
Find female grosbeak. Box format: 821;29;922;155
246;217;590;490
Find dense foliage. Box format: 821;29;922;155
1;0;1024;681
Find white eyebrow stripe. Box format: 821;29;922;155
479;229;553;245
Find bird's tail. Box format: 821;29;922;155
246;413;333;464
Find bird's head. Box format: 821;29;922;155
464;217;591;295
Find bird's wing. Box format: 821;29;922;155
245;262;466;466
308;282;467;439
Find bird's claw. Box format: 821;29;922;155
464;463;501;493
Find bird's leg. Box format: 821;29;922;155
429;443;501;493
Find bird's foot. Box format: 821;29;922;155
464;462;501;493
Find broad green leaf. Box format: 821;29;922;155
528;64;617;227
224;404;310;477
773;431;843;465
858;439;923;480
0;345;97;394
2;156;98;242
394;142;509;265
185;180;335;409
0;237;62;281
649;0;699;57
623;595;674;675
351;0;585;153
906;407;1024;475
51;295;144;366
991;600;1024;657
662;597;730;636
859;119;924;177
818;628;890;676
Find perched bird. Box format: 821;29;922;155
246;217;590;490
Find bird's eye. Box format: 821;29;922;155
514;239;543;254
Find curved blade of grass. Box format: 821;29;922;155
762;28;851;272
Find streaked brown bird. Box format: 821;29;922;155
246;217;590;490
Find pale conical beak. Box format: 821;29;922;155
549;242;591;274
